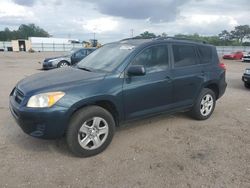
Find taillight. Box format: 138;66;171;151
219;62;226;70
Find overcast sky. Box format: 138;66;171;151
0;0;249;43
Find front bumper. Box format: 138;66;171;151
242;57;250;62
42;61;55;70
242;74;250;84
9;94;69;139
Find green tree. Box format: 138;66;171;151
136;31;156;39
218;30;231;40
161;32;167;37
230;25;250;43
0;24;49;41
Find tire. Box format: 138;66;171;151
244;82;250;89
57;61;69;68
189;88;216;120
66;106;115;157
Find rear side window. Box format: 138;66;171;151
172;45;197;67
87;49;94;55
198;46;212;64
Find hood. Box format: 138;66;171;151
44;55;69;62
17;67;106;95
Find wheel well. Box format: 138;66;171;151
94;101;119;126
59;60;69;65
205;84;219;99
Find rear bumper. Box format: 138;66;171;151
217;72;227;99
9;95;69;139
218;82;227;99
223;56;234;60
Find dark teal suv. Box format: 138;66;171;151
9;38;227;157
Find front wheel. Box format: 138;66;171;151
189;88;216;120
58;61;69;68
66;106;115;157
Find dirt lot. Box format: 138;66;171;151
0;52;249;188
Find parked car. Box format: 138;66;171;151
222;51;244;60
42;48;96;70
242;52;250;62
242;68;250;88
9;38;227;157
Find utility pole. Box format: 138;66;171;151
130;29;134;38
93;32;96;40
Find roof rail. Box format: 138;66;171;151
120;37;139;41
155;36;207;44
120;36;207;44
120;37;157;41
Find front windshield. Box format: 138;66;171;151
77;43;135;72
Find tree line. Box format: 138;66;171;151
135;25;250;46
0;23;250;46
0;24;49;41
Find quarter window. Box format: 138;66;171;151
172;45;197;67
198;46;212;64
132;45;168;73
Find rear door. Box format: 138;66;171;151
170;43;203;107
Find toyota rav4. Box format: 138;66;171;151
9;38;227;157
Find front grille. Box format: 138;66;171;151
13;88;24;104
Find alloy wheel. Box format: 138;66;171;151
200;94;214;116
78;117;109;150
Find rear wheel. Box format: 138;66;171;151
66;106;115;157
189;88;216;120
244;82;250;89
58;61;69;68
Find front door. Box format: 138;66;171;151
71;49;86;64
123;44;173;119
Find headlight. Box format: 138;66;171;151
245;69;250;74
27;92;65;108
48;59;55;62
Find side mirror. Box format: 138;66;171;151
71;53;76;58
127;65;146;76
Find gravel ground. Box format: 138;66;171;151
0;52;249;188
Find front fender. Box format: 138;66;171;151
65;94;124;122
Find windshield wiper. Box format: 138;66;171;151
77;66;92;72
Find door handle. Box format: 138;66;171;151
201;71;205;77
165;75;172;82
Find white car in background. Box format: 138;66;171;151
242;52;250;62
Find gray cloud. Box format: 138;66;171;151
3;0;250;43
12;0;62;6
91;0;190;23
12;0;35;6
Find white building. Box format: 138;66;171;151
9;37;82;52
29;37;80;44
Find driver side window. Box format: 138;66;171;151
132;45;169;73
75;50;86;58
